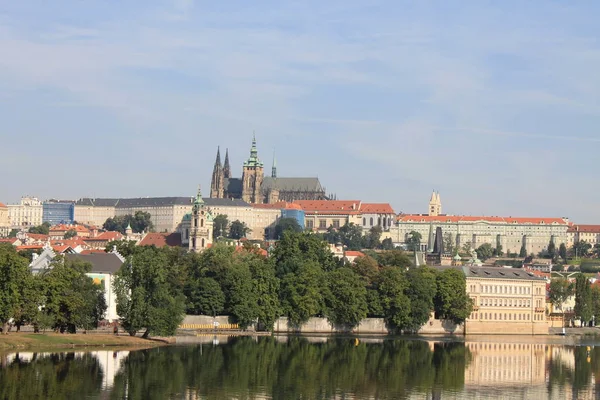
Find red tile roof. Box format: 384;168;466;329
85;231;123;241
361;203;395;214
25;233;49;241
568;224;600;233
16;245;43;251
0;202;6;208
49;224;90;233
0;238;18;244
345;251;365;258
51;239;87;249
139;232;182;247
397;215;568;225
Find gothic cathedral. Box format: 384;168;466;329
209;134;329;204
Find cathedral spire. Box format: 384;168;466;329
271;150;277;178
243;132;263;167
210;147;224;198
214;146;222;167
223;148;231;179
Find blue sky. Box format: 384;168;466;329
1;1;599;222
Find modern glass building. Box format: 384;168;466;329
281;205;305;229
43;200;75;225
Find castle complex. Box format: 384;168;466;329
210;135;328;204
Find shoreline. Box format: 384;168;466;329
0;332;170;352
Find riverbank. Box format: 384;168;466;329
0;333;169;351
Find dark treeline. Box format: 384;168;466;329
109;231;473;336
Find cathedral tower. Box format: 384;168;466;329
428;191;442;216
210;147;225;198
223;148;231;179
189;186;213;253
241;134;264;203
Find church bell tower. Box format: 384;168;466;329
428;191;442;216
189;186;213;253
241;133;264;204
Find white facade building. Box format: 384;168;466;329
8;196;43;229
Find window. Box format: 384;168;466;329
200;219;204;227
201;238;205;248
370;217;373;226
332;219;340;229
363;217;366;226
319;219;327;229
194;218;198;227
306;220;314;229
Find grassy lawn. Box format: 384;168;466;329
0;333;165;351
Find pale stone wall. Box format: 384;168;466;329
0;205;9;236
74;205;117;227
115;204;192;233
8;201;43;229
391;220;569;255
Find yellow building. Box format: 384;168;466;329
0;202;10;237
7;196;43;229
464;266;548;334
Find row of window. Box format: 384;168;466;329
473;285;543;295
470;312;544;321
480;298;531;308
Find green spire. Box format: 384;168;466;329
243;131;263;167
194;185;204;206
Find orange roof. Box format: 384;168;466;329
16;245;43;251
0;238;18;244
345;251;365;257
139;233;182;247
294;200;362;214
51;239;86;249
49;224;90;233
26;233;49;241
361;203;395;214
397;215;568;225
568;225;600;233
85;231;123;241
52;245;73;253
0;202;6;208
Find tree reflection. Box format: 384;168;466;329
109;337;471;400
0;352;103;400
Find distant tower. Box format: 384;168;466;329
223;148;231;179
125;222;133;237
189;186;213;253
428;191;442;216
271;151;277;178
210;147;224;198
241;133;264;204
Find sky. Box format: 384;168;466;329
1;1;599;222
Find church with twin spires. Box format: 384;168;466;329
210;135;328;204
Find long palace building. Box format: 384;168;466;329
389;191;570;255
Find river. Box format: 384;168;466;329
1;335;598;399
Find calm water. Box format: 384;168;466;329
1;335;599;399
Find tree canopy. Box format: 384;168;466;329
28;222;51;235
274;217;302;240
228;220;251;239
103;211;153;234
212;214;229;239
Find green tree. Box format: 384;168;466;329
186;277;225;316
280;261;324;327
351;255;380;283
376;249;413;269
406;231;422;252
41;256;106;333
519;242;527;258
228;220;251;239
105;239;137;257
221;260;259;329
274;217;302;240
547;240;557;260
494;243;504;257
405;267;437;331
0;245;31;333
322;226;341;244
12;273;44;332
324;267;368;329
246;254;280;331
573;241;592;259
574;273;593;326
376;267;411;332
380;237;394;250
28;222;50;235
338;223;365;251
434;269;472;324
8;229;18;238
548;279;574;313
475;243;494;261
443;233;454;255
63;229;77;239
114;247;186;337
364;226;382;249
103;211;153;234
592;286;600;324
559;243;568;262
461;241;472;254
271;231;337;276
212;214;229;239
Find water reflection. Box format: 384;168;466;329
1;337;600;399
